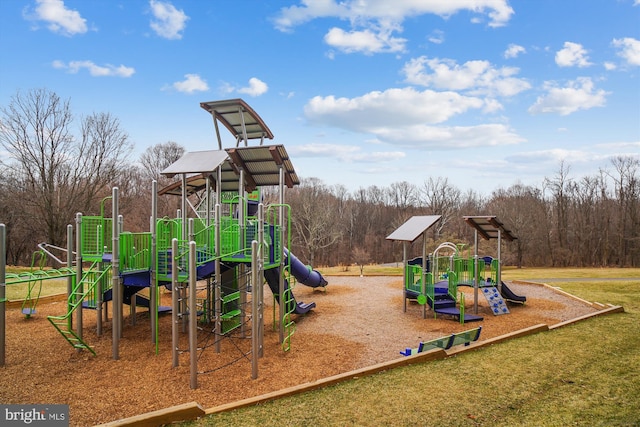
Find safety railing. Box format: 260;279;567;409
119;232;152;272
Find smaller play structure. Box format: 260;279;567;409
386;215;526;324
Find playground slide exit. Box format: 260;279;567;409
284;248;328;288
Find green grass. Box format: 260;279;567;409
3;266;71;300
502;266;640;280
176;269;640;427
318;264;404;276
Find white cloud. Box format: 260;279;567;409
273;0;514;32
528;77;608;116
324;25;407;54
289;143;405;163
594;140;640;151
612;37;640;66
303;87;524;149
506;148;593;165
402;56;531;97
29;0;87;36
305;87;485;129
149;0;189;40
273;1;513;56
504;43;526;59
428;30;444;45
237;78;269;97
555;41;592;67
168;74;209;93
376;123;524;148
52;60;135;77
220;78;268;97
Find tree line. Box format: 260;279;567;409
2;89;638;268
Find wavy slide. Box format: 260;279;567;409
263;249;327;314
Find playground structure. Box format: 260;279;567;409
387;215;526;324
0;99;328;388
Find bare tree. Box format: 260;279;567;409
420;177;461;239
352;247;370;276
288;177;342;266
544;161;572;257
0;88;133;250
489;183;547;267
603;156;640;266
139;141;185;218
139;141;185;185
387;181;418;210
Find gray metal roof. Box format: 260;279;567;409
386;215;442;243
158;144;299;195
200;98;274;144
463;215;517;241
160;150;229;178
226;145;299;190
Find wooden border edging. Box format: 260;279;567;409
513;280;596;306
205;348;447;415
94;402;205;427
549;305;625;330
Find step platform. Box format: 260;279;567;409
434;307;484;322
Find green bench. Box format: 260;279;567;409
400;326;482;356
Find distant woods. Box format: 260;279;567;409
1;89;638;267
282;159;639;269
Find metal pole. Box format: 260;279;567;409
214;203;221;353
151;180;158;346
238;169;246;338
473;229;479;315
171;238;179;367
189;241;198;389
278;166;285;343
112;187;120;360
422;232;427;319
497;229;502;294
402;241;407;313
251;240;259;379
257;203;265;358
0;224;6;366
181;175;187;243
76;213;83;341
205;178;212;323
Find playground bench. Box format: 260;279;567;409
400;326;482;356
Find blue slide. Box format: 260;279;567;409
500;281;526;303
284;248;328;288
263;249;327;314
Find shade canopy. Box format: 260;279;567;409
160;150;229;178
200;98;274;147
386;215;442;243
463;215;517;241
159;145;299;195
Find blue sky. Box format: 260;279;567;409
1;0;639;195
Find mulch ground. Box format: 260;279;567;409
0;276;600;426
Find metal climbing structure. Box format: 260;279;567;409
0;99;328;389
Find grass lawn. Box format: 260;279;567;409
3;266;72;301
177;268;640;427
